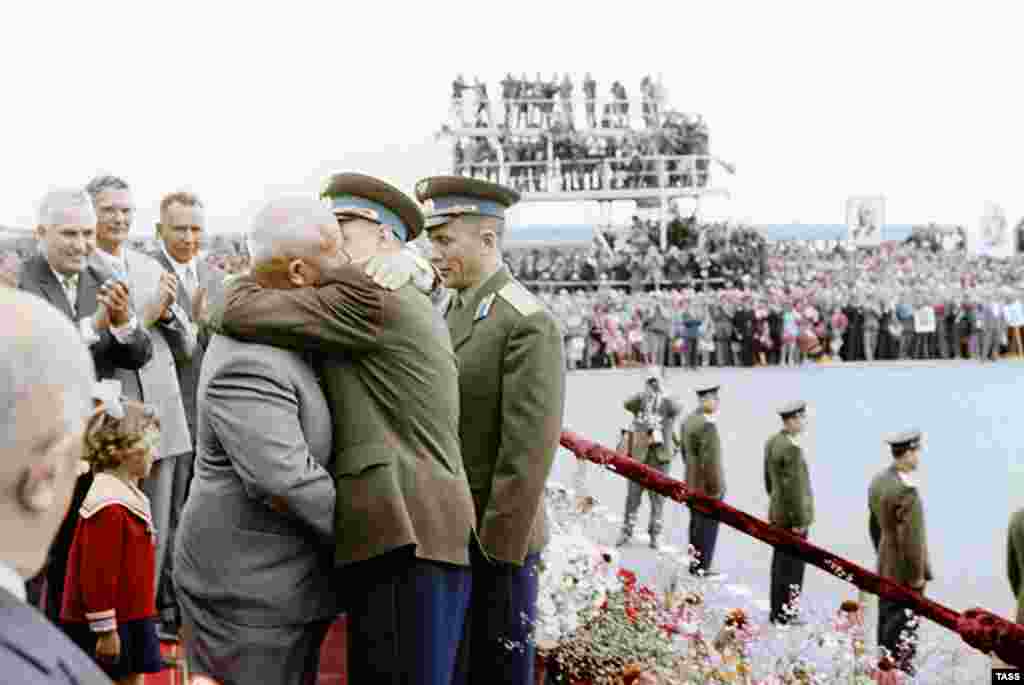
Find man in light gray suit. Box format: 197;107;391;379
150;190;221;634
172;199;341;685
85;175;195;624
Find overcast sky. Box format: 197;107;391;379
3;1;1021;235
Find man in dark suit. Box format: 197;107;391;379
616;370;683;550
150;190;220;635
1;287;112;684
18;188;152;622
416;175;566;685
680;384;725;579
215;178;475;685
764;401;814;625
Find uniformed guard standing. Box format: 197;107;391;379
1008;507;1024;624
680;383;725;579
873;430;933;676
764;400;814;625
416;175;566;685
616;369;683;550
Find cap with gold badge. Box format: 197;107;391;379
414;175;521;230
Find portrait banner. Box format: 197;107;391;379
846;196;885;247
971;201;1015;258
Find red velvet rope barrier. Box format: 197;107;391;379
559;430;1024;668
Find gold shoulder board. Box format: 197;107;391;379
497;282;541;317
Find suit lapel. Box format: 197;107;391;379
32;256;75;320
77;266;103;319
449;268;511;352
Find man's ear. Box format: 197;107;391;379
287;258;308;287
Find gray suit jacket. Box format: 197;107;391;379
90;249;194;459
0;586;111;685
152;249;221;441
173;334;341;627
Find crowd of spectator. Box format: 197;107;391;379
451;73;668;130
540;240;1024;371
503;215;766;291
6;219;1022;378
445;73;713;194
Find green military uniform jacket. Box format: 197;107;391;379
868;465;902;552
446;266;566;566
680;410;725;498
1007;508;1024;623
877;473;933;587
623;391;683;465
763;431;814;529
215;270;477;569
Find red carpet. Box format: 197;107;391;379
146;615;349;684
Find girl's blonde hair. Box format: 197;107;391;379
83;400;160;472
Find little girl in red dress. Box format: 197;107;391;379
60;384;162;685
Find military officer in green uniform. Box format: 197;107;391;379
416;175;566;685
873;430;933;676
213;175;475;685
616;369;683;550
1008;507;1024;624
680;383;725;579
764;400;813;625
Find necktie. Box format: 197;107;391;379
61;273;79;316
183;266;198;300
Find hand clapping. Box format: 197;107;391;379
95;280;132;329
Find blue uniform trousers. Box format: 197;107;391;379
453;545;541;685
344;544;472;685
688;510;720;574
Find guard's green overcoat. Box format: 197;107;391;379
216;269;478;569
868;465;902;552
877;477;933;586
446;267;566;566
680;410;725;498
763;432;814;529
1007;508;1024;623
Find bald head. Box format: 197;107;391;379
1;289;95;579
246;196;339;264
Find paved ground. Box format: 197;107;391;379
551;359;1019;627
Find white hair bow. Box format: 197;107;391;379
92;379;125;420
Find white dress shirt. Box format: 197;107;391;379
161;243;198;300
0;558;26;602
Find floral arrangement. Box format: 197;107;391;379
533;473;990;685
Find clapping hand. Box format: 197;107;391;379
157;272;178;317
94;281;132;329
192;286;209;323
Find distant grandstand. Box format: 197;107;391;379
439;72;735;250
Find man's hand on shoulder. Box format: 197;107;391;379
363;249;435;293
